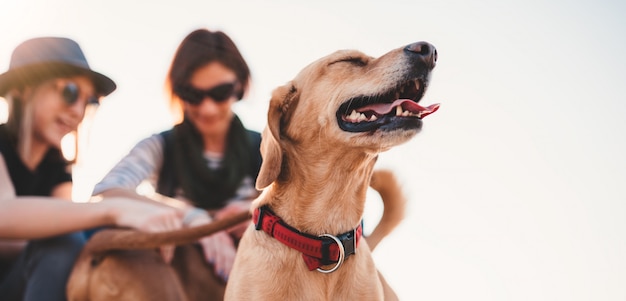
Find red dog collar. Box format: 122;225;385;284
253;205;362;272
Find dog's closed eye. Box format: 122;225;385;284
330;56;367;67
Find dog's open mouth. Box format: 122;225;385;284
337;79;439;132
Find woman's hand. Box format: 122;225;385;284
213;200;252;239
100;197;185;262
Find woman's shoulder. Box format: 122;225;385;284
135;132;166;148
123;132;167;159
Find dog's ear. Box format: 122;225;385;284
256;126;281;189
256;83;298;190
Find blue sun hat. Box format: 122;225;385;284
0;37;116;97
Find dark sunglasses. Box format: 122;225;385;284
175;82;239;105
59;81;99;106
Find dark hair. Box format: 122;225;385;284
166;29;250;105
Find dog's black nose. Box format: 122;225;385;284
405;42;437;68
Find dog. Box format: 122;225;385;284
224;41;439;301
65;174;406;301
66;206;250;301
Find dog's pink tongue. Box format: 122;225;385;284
357;99;440;118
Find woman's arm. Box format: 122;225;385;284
92;133;196;214
0;155;184;239
92;134;165;195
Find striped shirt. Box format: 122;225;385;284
92;134;258;203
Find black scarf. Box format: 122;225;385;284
171;115;253;209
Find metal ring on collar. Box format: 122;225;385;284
316;234;346;274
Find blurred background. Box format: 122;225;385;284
1;0;625;300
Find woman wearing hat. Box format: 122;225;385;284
0;37;185;301
92;29;262;292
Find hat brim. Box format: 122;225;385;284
0;62;116;97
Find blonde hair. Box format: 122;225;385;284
4;92;34;161
3;86;83;164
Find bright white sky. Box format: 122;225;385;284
1;0;625;300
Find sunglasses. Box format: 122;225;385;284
175;82;239;105
58;81;99;106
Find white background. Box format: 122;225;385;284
1;1;625;300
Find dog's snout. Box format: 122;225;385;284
405;42;437;68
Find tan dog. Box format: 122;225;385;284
65;175;405;301
66;206;250;301
225;41;439;301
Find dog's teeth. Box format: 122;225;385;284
369;115;378;121
415;80;421;91
348;110;359;121
357;113;367;122
395;106;403;116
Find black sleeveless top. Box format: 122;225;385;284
0;124;72;196
156;128;262;208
